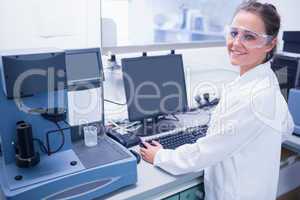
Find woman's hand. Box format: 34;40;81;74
139;141;163;164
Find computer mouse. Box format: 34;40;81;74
139;140;155;148
129;149;141;164
139;142;147;148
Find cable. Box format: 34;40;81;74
206;111;212;126
109;120;122;129
33;138;48;154
63;120;70;127
36;109;69;155
126;121;141;127
108;120;141;132
155;114;180;122
163;114;180;122
104;99;127;106
185;108;203;115
46;122;65;155
51;122;65;154
171;114;179;121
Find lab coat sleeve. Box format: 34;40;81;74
153;89;294;175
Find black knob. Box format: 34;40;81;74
203;93;210;103
15;175;23;181
70;161;77;166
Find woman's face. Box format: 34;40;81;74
227;11;276;68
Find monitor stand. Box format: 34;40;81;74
135;116;177;137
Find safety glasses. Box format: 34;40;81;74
225;26;274;49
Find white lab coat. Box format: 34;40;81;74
154;62;294;200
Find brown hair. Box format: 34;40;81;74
235;0;281;62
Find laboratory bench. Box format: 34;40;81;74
101;156;204;200
282;134;300;154
100;124;300;200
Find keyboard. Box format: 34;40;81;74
141;125;208;149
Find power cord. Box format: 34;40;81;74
163;114;180;122
33;138;48;154
108;120;141;132
35;107;67;155
104;99;127;106
46;122;65;155
27;107;70;156
63;120;70;126
171;114;180;122
206;111;212;126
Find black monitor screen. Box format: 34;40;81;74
122;54;188;122
65;48;103;88
271;55;300;101
1;51;66;99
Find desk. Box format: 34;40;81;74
103;157;203;200
102;110;300;200
283;134;300;154
279;136;300;197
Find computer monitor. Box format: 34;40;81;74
121;54;188;122
0;50;66;99
65;48;104;89
271;54;300;101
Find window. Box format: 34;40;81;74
101;0;243;47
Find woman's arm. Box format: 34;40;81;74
153;89;294;175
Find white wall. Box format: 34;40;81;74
128;0;154;45
262;0;300;31
261;0;300;49
101;0;129;46
0;0;100;51
0;0;299;66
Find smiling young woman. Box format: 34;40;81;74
226;1;280;75
140;1;294;200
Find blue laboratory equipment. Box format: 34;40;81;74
0;48;137;200
288;88;300;137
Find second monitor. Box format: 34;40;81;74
121;54;188;135
65;48;104;89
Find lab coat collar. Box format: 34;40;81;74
235;62;271;84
